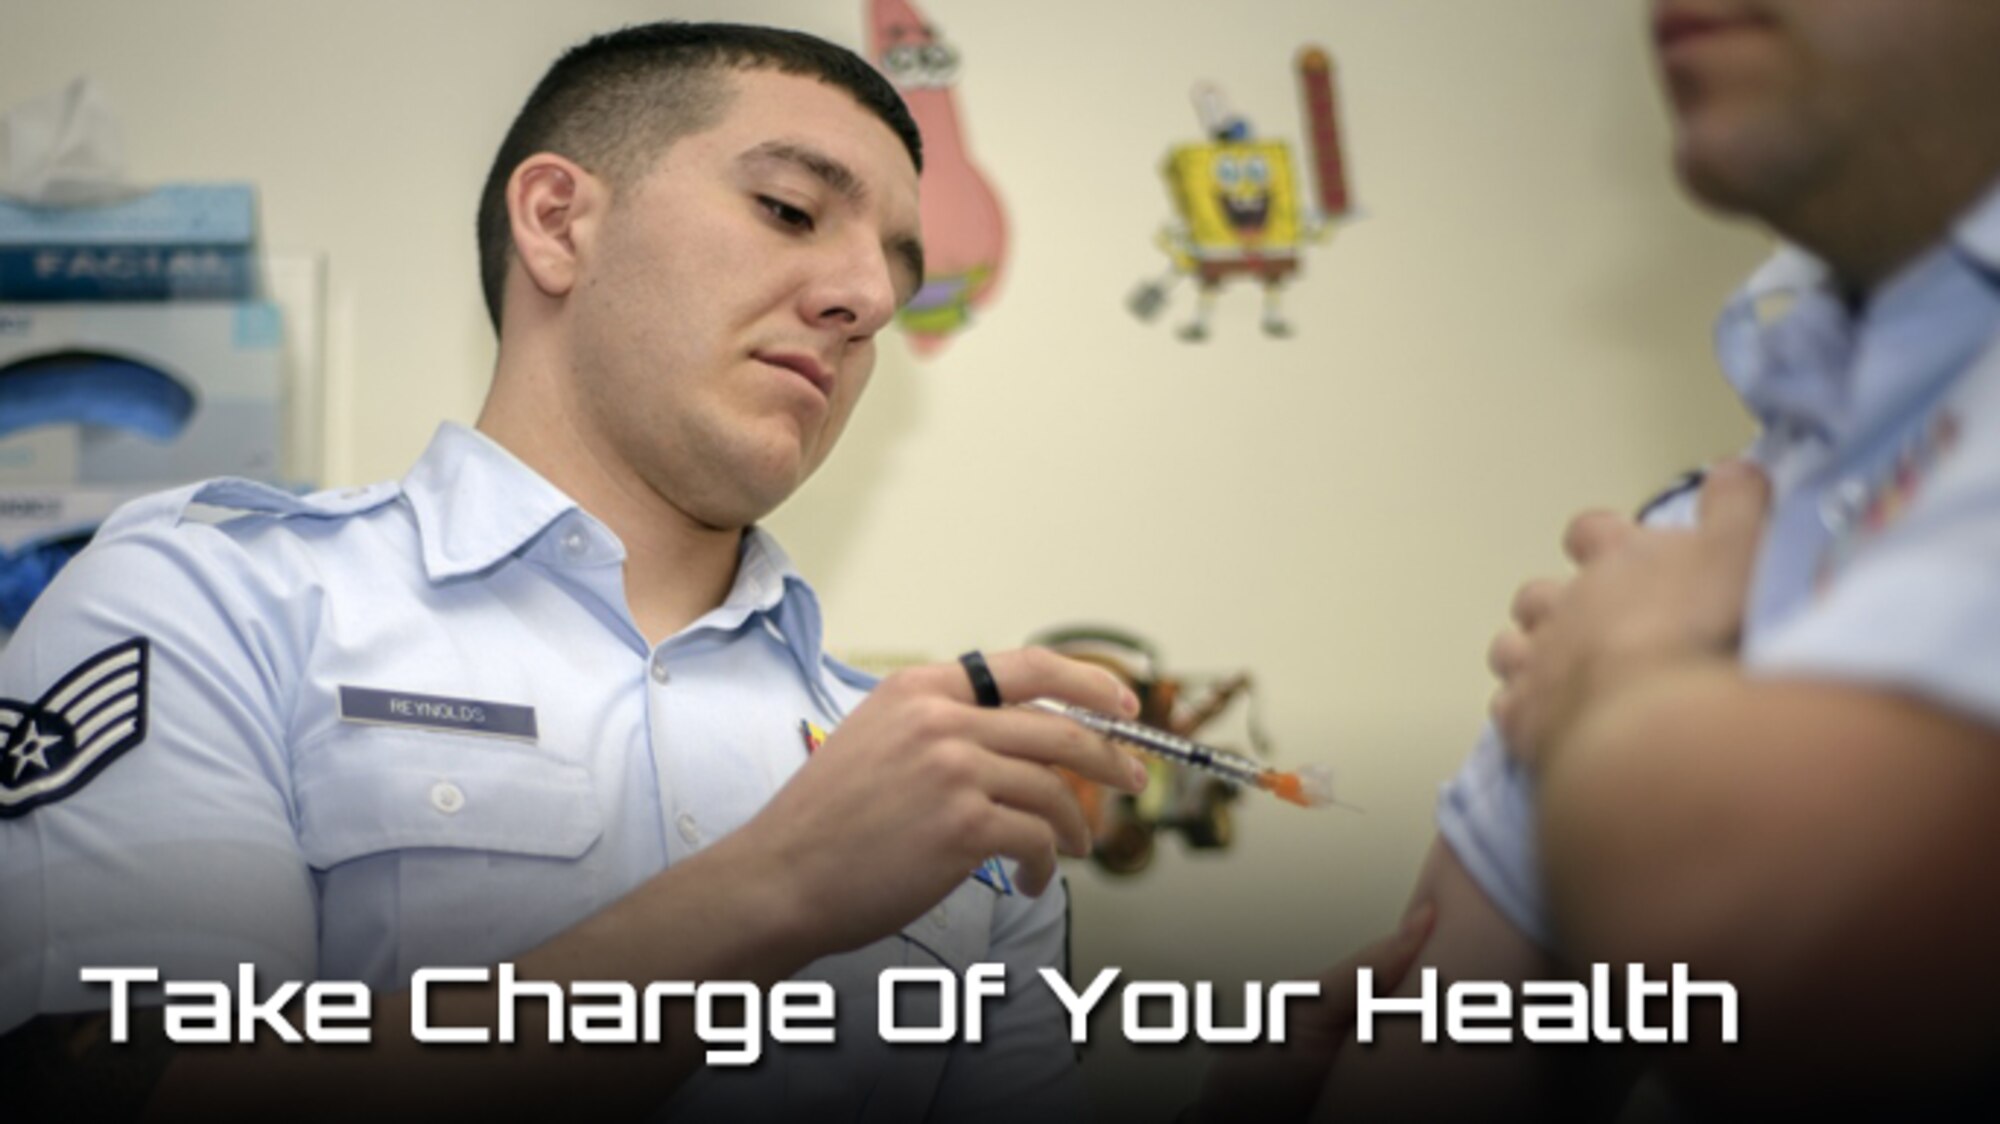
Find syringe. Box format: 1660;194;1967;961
1025;698;1338;808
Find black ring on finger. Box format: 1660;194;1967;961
958;650;1003;708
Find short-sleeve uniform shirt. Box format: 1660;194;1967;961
0;422;1084;1121
1438;178;2000;947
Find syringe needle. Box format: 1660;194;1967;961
1024;698;1341;808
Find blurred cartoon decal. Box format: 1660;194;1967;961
1032;626;1275;876
868;0;1009;356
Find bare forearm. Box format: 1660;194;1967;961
1537;663;1959;971
1539;662;1793;969
1538;665;2000;1100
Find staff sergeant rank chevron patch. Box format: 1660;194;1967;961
0;638;149;818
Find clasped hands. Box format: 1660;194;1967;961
1487;461;1772;770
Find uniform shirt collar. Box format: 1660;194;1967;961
1953;173;2000;281
402;422;827;670
402;422;583;581
701;525;814;636
1718;174;2000;444
699;530;830;683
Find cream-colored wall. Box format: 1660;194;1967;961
7;0;1765;1113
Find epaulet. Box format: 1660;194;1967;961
185;479;402;523
1634;469;1705;524
95;478;402;541
822;653;881;692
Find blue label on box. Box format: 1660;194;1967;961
0;245;258;301
0;184;259;301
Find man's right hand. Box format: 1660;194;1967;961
722;646;1150;957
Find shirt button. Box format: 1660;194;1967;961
930;901;950;927
430;781;465;815
1819;478;1867;533
560;528;589;561
676;813;702;847
649;654;671;685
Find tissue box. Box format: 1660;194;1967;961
0;184;260;301
0;301;285;489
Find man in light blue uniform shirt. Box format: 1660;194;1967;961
0;22;1150;1120
1303;1;2000;1118
1447;194;2000;949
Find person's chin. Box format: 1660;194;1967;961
1668;113;1794;219
727;439;815;517
686;485;787;533
1673;143;1749;215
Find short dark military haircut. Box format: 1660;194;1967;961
476;21;923;333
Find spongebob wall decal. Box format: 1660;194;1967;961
1130;47;1354;341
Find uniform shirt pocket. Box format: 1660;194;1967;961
293;727;608;986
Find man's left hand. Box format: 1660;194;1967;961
1489;461;1771;768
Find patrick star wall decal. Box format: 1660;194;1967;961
868;0;1009;356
